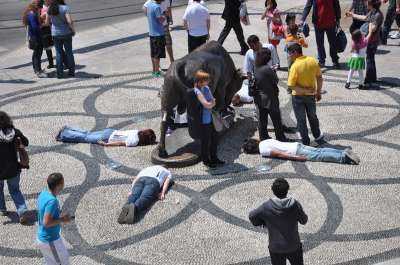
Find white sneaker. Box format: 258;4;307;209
390;31;400;39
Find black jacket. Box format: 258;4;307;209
249;197;308;253
0;128;29;180
222;0;241;22
254;65;280;110
302;0;341;27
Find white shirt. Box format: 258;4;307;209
237;80;253;103
243;43;279;74
188;0;206;5
144;0;170;26
136;165;172;187
259;139;299;157
183;2;209;36
108;130;139;147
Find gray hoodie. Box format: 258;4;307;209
249;196;308;253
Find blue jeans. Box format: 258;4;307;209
296;144;346;164
314;26;339;64
53;34;75;78
0;174;28;216
59;127;114;144
128;177;160;212
292;96;322;145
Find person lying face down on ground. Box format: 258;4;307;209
242;138;360;164
118;165;173;224
56;126;156;147
231;79;254;107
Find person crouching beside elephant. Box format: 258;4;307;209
56;127;156;147
193;70;225;169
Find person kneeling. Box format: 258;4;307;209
242;138;360;164
118;166;173;224
56;127;156;147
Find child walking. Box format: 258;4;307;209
193;70;225;169
285;23;308;69
345;29;368;89
261;0;284;65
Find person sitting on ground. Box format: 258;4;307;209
56;127;156;147
118;165;173;224
242;138;361;165
231;79;254;106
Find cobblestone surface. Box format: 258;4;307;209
0;0;399;264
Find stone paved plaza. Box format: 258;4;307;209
0;0;400;264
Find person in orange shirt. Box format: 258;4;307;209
286;24;308;70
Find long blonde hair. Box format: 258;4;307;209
22;3;39;26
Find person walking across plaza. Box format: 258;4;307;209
46;0;76;79
249;178;308;265
346;0;383;88
347;0;368;33
144;0;175;63
301;0;341;69
254;48;287;142
0;112;30;224
183;0;210;53
381;0;400;44
118;165;173;224
217;0;249;55
37;173;71;265
345;29;369;89
145;0;167;77
23;1;46;78
287;44;324;146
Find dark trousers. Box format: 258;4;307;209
292;96;321;145
45;49;54;67
349;19;365;34
382;3;400;42
53;34;75;78
200;123;218;162
217;20;249;51
127;177;160;212
365;46;378;84
314;26;339;64
256;104;286;141
188;34;208;53
269;245;304;265
32;41;44;73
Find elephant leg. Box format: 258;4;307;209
158;111;169;158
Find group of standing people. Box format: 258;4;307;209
23;0;76;79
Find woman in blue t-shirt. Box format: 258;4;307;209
46;0;76;79
23;2;45;77
193;70;225;168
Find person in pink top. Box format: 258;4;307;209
345;29;369;89
39;0;55;69
261;0;284;47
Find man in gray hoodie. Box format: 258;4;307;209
249;178;308;265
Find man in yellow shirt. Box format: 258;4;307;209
287;43;324;146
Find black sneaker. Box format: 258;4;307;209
19;212;29;225
47;64;55;69
211;158;225;166
344;148;360;165
203;161;217;169
68;71;75;77
345;82;351;89
333;63;341;69
55;126;66;141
